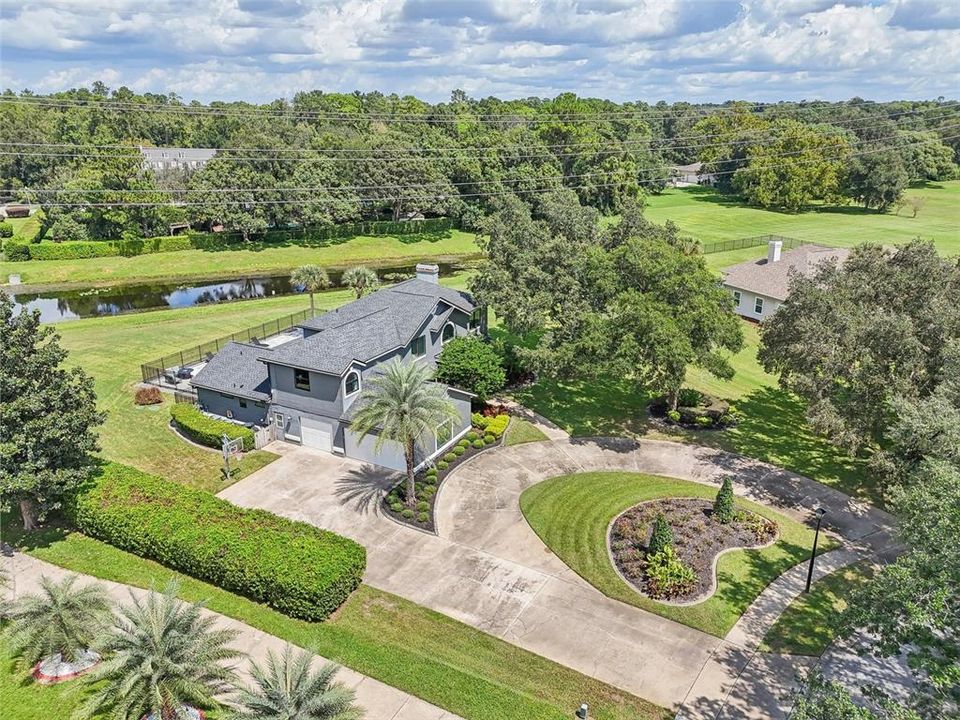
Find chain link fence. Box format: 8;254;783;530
699;234;807;255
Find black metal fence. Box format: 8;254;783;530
699;234;807;255
140;308;312;384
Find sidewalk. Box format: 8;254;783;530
2;552;462;720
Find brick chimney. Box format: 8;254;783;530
767;240;783;264
416;263;440;284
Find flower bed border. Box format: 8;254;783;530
605;497;779;607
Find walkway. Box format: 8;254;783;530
2;552;461;720
220;437;898;717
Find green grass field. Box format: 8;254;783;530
509;322;875;504
759;562;873;656
4;522;667;720
519;472;837;638
52;275;471;492
644;181;959;253
504;417;550;446
4;214;42;242
0;229;481;287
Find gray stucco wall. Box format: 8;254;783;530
269;363;343;417
196;387;268;426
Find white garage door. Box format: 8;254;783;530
300;418;333;453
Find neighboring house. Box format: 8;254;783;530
190;264;485;472
722;240;851;321
670;162;716;187
139;146;217;172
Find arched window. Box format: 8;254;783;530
344;371;361;396
441;322;456;344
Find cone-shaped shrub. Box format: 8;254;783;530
647;513;674;556
714;477;735;524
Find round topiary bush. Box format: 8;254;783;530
416;501;430;511
443;452;457;462
424;474;437;485
484;434;496;445
387;493;400;505
472;439;484;449
466;431;478;441
417;512;429;523
426;467;438;477
390;502;404;513
437;460;449;470
0;221;13;238
452;446;466;456
402;508;415;519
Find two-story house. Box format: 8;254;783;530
189;264;484;472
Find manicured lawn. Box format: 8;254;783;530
508;322;875;504
519;472;838;637
5;522;668;720
760;562;873;656
0;640;100;720
52;275;472;492
0;230;480;287
504;417;550;446
5;214;42;242
642;181;959;254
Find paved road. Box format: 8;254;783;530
2;552;461;720
220;437;899;717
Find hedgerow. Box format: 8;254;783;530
64;463;366;621
170;403;255;451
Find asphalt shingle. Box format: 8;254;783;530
722;244;851;301
190;342;272;401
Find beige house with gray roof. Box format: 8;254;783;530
722;241;851;321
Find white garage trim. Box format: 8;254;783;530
300;417;333;453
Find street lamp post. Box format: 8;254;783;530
805;507;827;593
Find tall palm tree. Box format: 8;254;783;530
350;358;461;506
231;645;361;720
341;266;380;299
78;580;241;720
291;265;331;316
5;574;112;667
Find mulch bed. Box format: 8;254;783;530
32;649;101;684
609;497;777;603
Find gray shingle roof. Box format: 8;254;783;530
265;279;476;375
190;342;272;401
722;244;851;301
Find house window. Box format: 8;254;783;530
441;322;456;344
732;291;741;307
754;297;764;315
344;371;360;397
294;368;311;391
435;421;452;452
239;399;248;409
254;401;265;408
275;413;284;428
468;308;482;331
411;335;426;357
219;392;234;400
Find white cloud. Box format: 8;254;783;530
0;0;957;102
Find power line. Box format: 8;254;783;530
23;134;959;207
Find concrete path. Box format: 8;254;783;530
2;552;461;720
220;437;900;716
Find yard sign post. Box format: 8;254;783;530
221;435;243;478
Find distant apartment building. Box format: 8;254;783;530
139;146;217;172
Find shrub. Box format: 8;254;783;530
714;477;735;523
134;386;163;406
648;513;674;556
170;404;255;451
443;452;457;463
472;413;489;429
422;486;436;496
437;461;449;471
472;439;484;449
401;508;415;519
416;501;430;511
695;415;713;427
466;431;478;441
483;434;496;445
0;221;12;238
490;337;532;384
435;336;506;401
484;414;509;438
4;241;30;261
677;388;703;408
458;437;470;447
390;502;404;513
417;512;429;523
666;410;681;423
645;546;696;599
425;466;438;476
65;463;365;621
452;445;466;456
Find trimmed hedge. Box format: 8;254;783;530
170;404;255;451
24;235;194;261
3;240;30;261
65;463;366;621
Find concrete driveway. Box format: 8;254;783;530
219;437;898;716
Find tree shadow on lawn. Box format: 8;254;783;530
191;229;455;253
0;511;70;553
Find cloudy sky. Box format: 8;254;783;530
1;0;958;104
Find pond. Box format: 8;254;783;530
9;263;461;322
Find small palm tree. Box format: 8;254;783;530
78;580;241;720
5;574;112;667
350;359;461;506
232;644;361;720
341;266;379;299
291;265;331;316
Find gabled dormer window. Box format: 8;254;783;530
344;371;360;397
411;335;426;357
441;322;456;344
